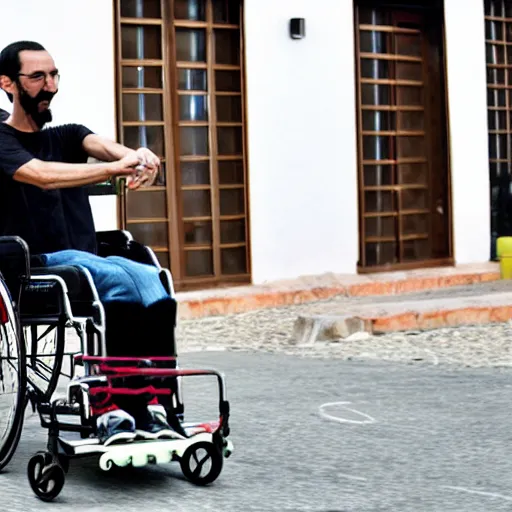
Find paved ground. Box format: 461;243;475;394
2;351;512;512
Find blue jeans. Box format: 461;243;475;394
39;249;176;357
39;249;169;307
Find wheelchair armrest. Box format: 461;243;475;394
96;230;133;249
0;236;31;299
96;230;160;268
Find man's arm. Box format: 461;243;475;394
12;155;139;190
82;133;161;189
82;133;135;162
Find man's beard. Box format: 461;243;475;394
18;84;56;129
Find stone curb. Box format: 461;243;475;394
290;298;512;344
176;267;500;320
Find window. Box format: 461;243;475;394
354;1;451;271
485;0;512;258
115;0;250;289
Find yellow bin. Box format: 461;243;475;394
497;236;512;279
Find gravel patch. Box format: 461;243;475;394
176;301;512;368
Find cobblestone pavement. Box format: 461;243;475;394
175;288;512;368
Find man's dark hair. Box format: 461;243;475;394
0;41;46;102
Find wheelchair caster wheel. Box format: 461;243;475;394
180;441;223;486
27;451;65;502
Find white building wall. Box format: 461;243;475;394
0;0;493;284
244;0;360;284
0;0;118;231
444;0;491;264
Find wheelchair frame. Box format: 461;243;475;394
0;231;232;502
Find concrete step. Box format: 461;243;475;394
176;262;500;320
290;280;512;343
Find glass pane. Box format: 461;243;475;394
155;162;166;186
178;69;207;90
156;252;170;269
486;20;504;41
401;188;427;209
121;25;162;59
364;191;395;213
362;111;395;131
358;8;390;26
215;70;241;91
122;66;162;88
486;43;505;65
396;86;422;106
216;95;242;122
186;250;213;276
398;111;424;131
363;165;393;186
218;160;244;184
395;34;421;57
402;239;429;261
489;134;508;160
360;59;389;79
485;0;504;17
213;0;240;24
397;136;425;158
221;247;247;274
221;219;245;243
398;163;428;185
121;0;161;18
129;222;168;247
215;29;240;65
402;214;428;236
220;189;244;215
184;221;212;244
396;62;423;81
179;95;208;121
126;190;167;218
365;242;397;266
174;0;206;21
124;126;164;155
361;84;391;105
180;127;209;155
176;28;206;62
363;136;390;160
365;216;396;238
359;31;388;53
487;88;506;107
182;190;211;217
487;67;505;84
122;94;163;121
218;127;243;154
181;161;210;185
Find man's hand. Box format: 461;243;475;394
127;147;161;190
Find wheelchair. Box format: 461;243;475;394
0;231;232;501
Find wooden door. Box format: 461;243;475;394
354;1;452;271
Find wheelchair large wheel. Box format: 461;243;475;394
0;281;27;471
22;323;65;401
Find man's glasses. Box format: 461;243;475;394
17;70;60;87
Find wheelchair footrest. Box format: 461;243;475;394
58;432;229;470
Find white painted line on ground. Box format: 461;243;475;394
337;472;368;482
319;401;376;425
442;486;512;502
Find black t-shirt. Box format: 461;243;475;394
0;123;97;255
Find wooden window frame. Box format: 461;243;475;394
113;0;251;291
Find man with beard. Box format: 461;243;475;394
0;41;182;445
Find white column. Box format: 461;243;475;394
244;0;359;283
444;0;491;264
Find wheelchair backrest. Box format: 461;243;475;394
0;236;31;303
